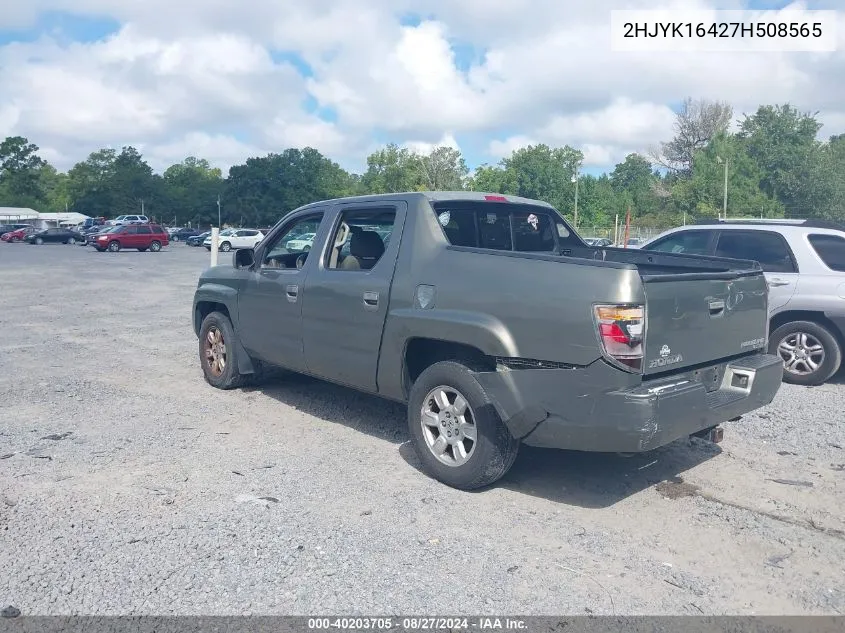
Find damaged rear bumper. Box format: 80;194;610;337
474;353;783;453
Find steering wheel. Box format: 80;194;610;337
295;253;308;269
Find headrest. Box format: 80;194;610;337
350;230;385;259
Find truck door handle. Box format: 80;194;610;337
363;291;379;309
286;284;299;303
769;278;789;287
708;300;725;317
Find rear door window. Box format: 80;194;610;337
137;226;151;234
808;234;845;272
715;230;797;273
646;230;714;255
433;201;579;252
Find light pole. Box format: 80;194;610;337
716;156;728;219
571;172;579;229
217;194;221;228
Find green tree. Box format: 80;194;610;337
0;136;47;208
737;104;823;217
417;146;468;190
360;144;423;193
67;148;118;217
224;148;354;227
672;133;784;219
163;157;224;226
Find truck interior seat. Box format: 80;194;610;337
340;230;385;270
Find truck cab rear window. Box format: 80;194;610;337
433;202;579;252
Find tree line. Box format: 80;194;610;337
1;99;842;230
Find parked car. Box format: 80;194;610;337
169;228;202;242
1;226;38;242
25;228;86;245
107;215;149;226
284;232;316;252
642;218;845;386
187;231;210;247
90;224;169;252
584;237;613;247
192;191;782;490
0;223;31;237
203;228;264;252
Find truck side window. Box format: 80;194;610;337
260;214;324;269
715;230;797;273
326;207;397;271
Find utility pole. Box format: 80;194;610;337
217;195;221;228
716;156;728;219
571;172;579;229
141;199;145;215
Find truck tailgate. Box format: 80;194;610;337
642;271;768;375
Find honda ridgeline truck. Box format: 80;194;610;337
192;192;783;489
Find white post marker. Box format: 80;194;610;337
210;227;219;267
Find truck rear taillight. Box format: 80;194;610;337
594;304;645;372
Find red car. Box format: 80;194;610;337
91;224;170;252
1;226;37;242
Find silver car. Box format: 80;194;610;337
642;218;845;386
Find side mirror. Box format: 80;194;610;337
234;248;255;269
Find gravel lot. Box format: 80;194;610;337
1;242;843;616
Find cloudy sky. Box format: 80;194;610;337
0;0;843;175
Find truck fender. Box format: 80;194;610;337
192;285;259;375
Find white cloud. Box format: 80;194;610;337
404;133;461;156
488;135;535;160
0;0;843;174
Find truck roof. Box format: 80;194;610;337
293;191;556;212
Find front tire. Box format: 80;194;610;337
67;238;76;245
35;237;43;245
220;241;231;252
108;241;120;252
199;312;245;390
407;360;519;490
769;320;842;386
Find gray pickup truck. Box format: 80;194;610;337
192;192;783;489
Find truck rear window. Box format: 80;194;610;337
808;234;845;272
432;201;583;252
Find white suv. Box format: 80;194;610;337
642;218;845;386
108;215;149;226
203;228;265;252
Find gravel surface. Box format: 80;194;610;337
1;242;843;616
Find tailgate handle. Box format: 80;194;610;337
708;300;725;317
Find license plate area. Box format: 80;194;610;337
692;364;725;392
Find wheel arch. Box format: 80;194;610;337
770;310;845;349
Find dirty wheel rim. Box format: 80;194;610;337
777;331;825;376
420;385;477;467
204;327;226;377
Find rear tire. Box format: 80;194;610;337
199;311;245;390
150;241;161;252
769;320;842;386
35;237;43;245
407;360;519;490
